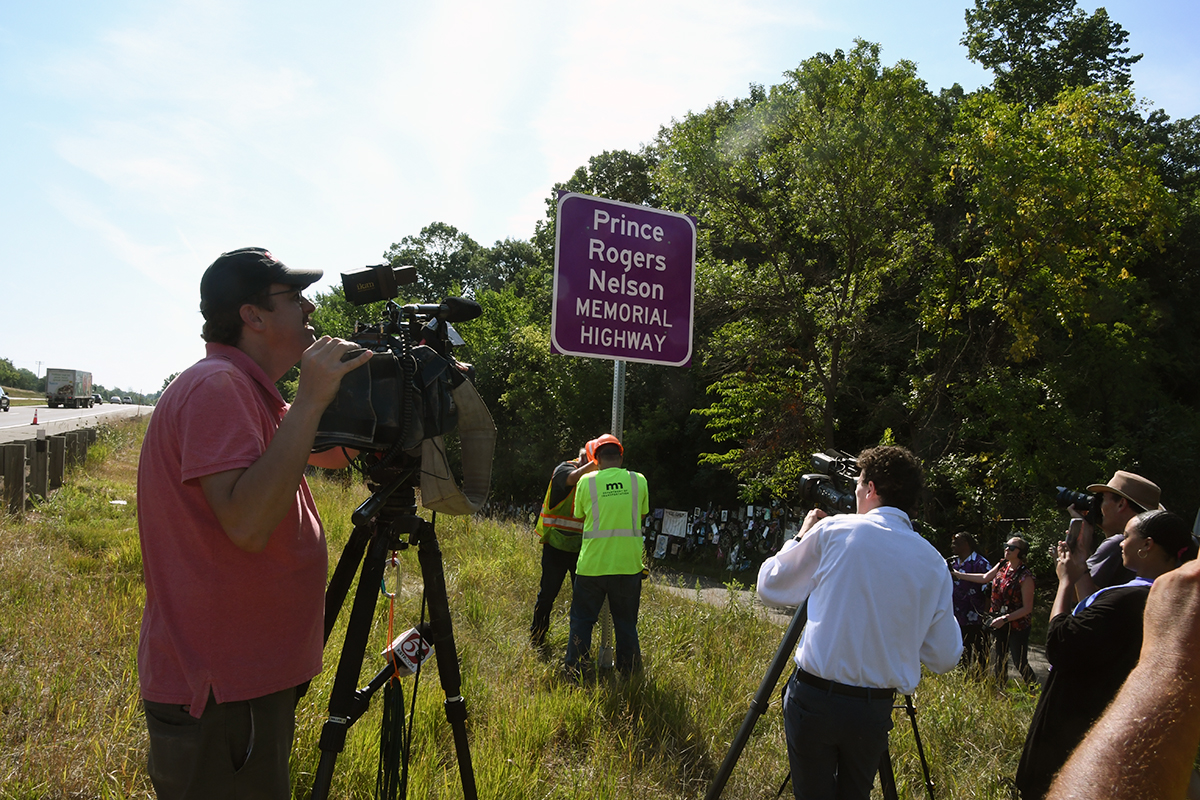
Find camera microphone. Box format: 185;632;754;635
402;297;483;323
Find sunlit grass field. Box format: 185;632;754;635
0;418;1036;798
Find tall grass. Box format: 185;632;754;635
0;420;1037;798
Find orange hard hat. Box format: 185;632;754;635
587;433;623;462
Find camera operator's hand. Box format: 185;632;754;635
799;508;827;538
294;337;373;411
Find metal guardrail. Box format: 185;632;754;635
1;429;95;514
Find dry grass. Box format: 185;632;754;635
0;420;147;798
0;420;1037;799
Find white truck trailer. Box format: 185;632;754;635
46;368;94;408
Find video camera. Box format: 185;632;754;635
1055;486;1102;527
797;450;860;515
313;263;495;514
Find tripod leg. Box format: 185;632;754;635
704;601;808;800
415;518;478;800
905;695;936;800
323;523;373;644
312;527;393;800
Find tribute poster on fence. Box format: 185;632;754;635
661;509;689;538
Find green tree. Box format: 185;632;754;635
963;0;1141;107
532;149;661;263
0;359;40;391
383;222;485;300
656;41;946;497
910;85;1175;522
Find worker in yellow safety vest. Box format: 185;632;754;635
564;434;649;677
530;444;598;651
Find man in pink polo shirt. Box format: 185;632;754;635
137;247;371;799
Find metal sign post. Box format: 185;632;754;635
597;359;628;669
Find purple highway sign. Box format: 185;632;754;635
551;193;696;367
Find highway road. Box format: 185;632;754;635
0;403;151;444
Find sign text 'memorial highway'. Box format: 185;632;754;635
551;193;696;367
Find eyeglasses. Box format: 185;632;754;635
265;287;309;307
1004;544;1020;550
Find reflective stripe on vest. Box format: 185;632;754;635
584;470;640;539
539;511;584;531
536;479;584;534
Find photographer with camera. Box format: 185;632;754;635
757;446;961;800
1046;542;1200;800
136;248;372;799
530;444;598;653
1071;471;1163;602
1016;510;1197;800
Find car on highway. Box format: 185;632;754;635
110;396;121;404
92;393;103;405
123;396;133;405
0;387;9;412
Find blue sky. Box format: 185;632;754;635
2;0;1196;394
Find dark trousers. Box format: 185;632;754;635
565;573;642;674
530;543;579;647
960;624;988;674
992;624;1037;685
143;686;297;800
783;673;894;800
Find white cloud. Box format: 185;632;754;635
45;184;200;297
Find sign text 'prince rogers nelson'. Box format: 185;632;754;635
551;193;696;367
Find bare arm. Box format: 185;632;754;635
953;561;1002;584
1072;571;1100;605
201;338;371;552
566;460;598;486
1012;574;1035;621
1072;518;1101;602
1047;559;1200;800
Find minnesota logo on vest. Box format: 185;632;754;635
602;478;626;495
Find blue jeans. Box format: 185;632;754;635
530;544;579;647
565;573;642;674
783;674;894;800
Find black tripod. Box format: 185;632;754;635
311;473;477;800
704;601;934;800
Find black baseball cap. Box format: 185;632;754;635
200;247;323;317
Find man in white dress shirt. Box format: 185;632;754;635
757;445;962;800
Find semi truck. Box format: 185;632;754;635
46;368;94;408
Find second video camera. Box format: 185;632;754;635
797;450;860;515
1055;486;1102;527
